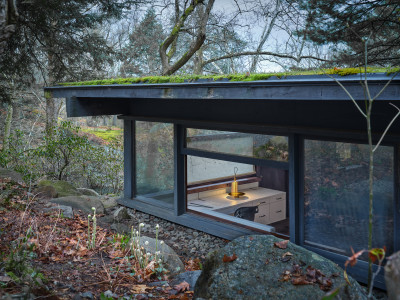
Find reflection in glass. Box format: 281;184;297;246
135;121;174;205
304;140;394;259
187;129;288;161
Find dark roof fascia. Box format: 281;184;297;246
44;73;400;102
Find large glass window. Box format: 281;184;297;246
304;140;394;258
135;121;174;205
187;129;288;161
186;128;289;236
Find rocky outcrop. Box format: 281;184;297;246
385;250;400;300
37;180;82;198
194;235;366;300
50;196;104;214
77;188;99;197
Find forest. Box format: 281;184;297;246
0;0;399;299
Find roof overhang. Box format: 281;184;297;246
44;73;400;136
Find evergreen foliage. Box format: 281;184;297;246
296;0;400;66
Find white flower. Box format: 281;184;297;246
158;259;162;263
155;224;160;229
155;251;161;255
135;230;139;235
92;207;96;211
146;252;151;257
88;214;91;218
160;241;164;245
144;241;149;246
139;223;144;227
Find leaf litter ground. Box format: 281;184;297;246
0;178;200;299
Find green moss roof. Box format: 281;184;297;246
59;67;400;87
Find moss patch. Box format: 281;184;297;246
59;67;399;87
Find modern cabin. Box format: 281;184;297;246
45;72;400;289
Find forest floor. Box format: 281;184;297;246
0;178;208;300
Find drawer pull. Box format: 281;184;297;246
276;210;282;213
276;197;283;200
258;201;266;205
259;215;266;218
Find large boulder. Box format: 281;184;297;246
50;196;104;214
385;250;400;300
37;180;82;198
0;167;24;184
194;235;366;300
77;188;99;197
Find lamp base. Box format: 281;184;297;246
228;192;245;198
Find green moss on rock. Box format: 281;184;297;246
38;180;82;198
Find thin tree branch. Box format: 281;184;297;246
324;72;367;118
373;103;400;152
202;51;331;68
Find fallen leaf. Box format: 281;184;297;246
249;236;254;241
174;281;190;293
131;284;149;293
345;247;365;268
265;259;270;265
223;253;238;263
292;276;313;285
274;240;288;249
322;287;341;300
282;252;293;257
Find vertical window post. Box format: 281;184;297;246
124;120;135;199
289;133;301;244
174;124;186;215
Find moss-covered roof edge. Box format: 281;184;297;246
58;67;400;87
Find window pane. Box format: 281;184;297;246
136;121;174;205
187;155;254;185
304;140;394;258
187;129;288;161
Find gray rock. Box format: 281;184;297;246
38;180;82;198
50;196;104;214
0;167;24;183
80;291;93;299
100;196;118;209
44;204;74;218
134;236;184;276
113;206;130;222
36;185;58;199
103;290;118;298
385;250;400;300
77;188;100;197
170;270;201;290
110;223;130;234
194;235;367;300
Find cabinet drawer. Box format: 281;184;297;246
269;200;286;224
270;194;285;203
254;203;269;224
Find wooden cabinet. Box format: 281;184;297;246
188;187;286;225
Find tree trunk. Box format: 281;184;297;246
2;102;13;151
45;90;57;134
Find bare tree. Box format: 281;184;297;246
159;0;215;75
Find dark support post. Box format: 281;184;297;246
289;134;301;244
124;120;135;199
174;124;186;216
395;145;400;251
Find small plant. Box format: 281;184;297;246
2;226;46;287
87;207;97;249
344;247;386;298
